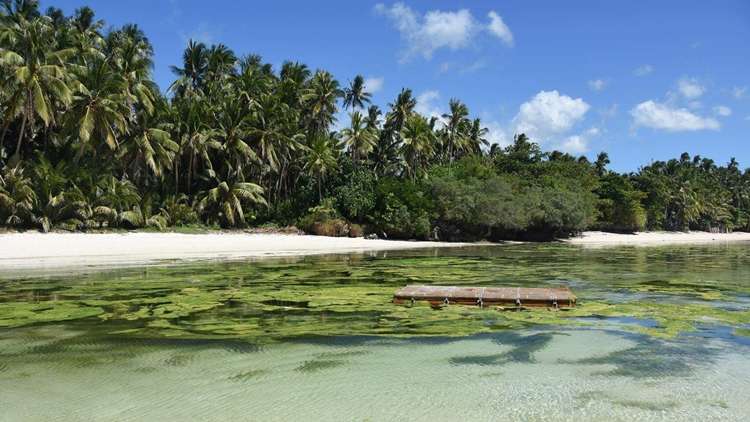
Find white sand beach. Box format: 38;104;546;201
2;230;749;271
0;232;468;270
566;230;750;246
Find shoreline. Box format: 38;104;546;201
0;232;470;271
565;230;750;246
1;230;749;272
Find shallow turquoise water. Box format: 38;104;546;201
1;243;749;421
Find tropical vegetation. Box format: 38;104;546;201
1;1;749;240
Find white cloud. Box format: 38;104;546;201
484;121;510;148
732;86;747;99
552;127;600;154
585;127;600;136
630;100;720;131
438;59;486;75
588;79;607;92
633;65;653;76
414;90;443;120
678;77;705;99
462;59;486;73
375;3;512;61
558;135;588;154
363;77;384;93
513;90;590;140
486;11;513;46
713;105;732;117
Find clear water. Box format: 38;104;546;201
1;243;749;421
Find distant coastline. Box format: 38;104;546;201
566;230;750;246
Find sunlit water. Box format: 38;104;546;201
1;243;749;421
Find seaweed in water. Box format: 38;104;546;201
563;333;717;378
295;359;347;373
449;332;557;366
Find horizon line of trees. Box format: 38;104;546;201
1;1;749;239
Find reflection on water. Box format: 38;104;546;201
1;243;749;420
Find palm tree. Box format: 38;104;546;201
91;175;141;227
31;155;91;231
67;6;105;66
206;43;237;83
594;152;610;176
106;24;157;115
278;61;310;108
120;108;179;181
0;13;73;160
364;105;381;130
302;70;341;135
0;165;37;227
340;111;377;163
198;174;267;227
66;57;130;154
215;96;257;178
169;39;208;96
442;98;469;163
465;118;489;155
343;75;371;110
385;88;415;133
304;135;337;200
400;114;435;180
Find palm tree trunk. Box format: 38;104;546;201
187;153;194;194
14;114;27;160
0;119;11;152
174;158;180;194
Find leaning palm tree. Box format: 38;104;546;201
0;13;73;160
198;174;267;227
342;75;371;111
340;111;377;163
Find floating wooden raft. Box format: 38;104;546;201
393;285;576;309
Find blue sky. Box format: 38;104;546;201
48;0;750;171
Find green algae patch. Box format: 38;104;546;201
0;243;748;342
0;302;105;327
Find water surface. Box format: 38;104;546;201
1;243;749;420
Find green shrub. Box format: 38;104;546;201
334;169;376;222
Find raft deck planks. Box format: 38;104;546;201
393;285;576;308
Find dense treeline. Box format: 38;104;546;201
1;2;749;240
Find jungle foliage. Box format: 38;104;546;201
1;2;749;239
